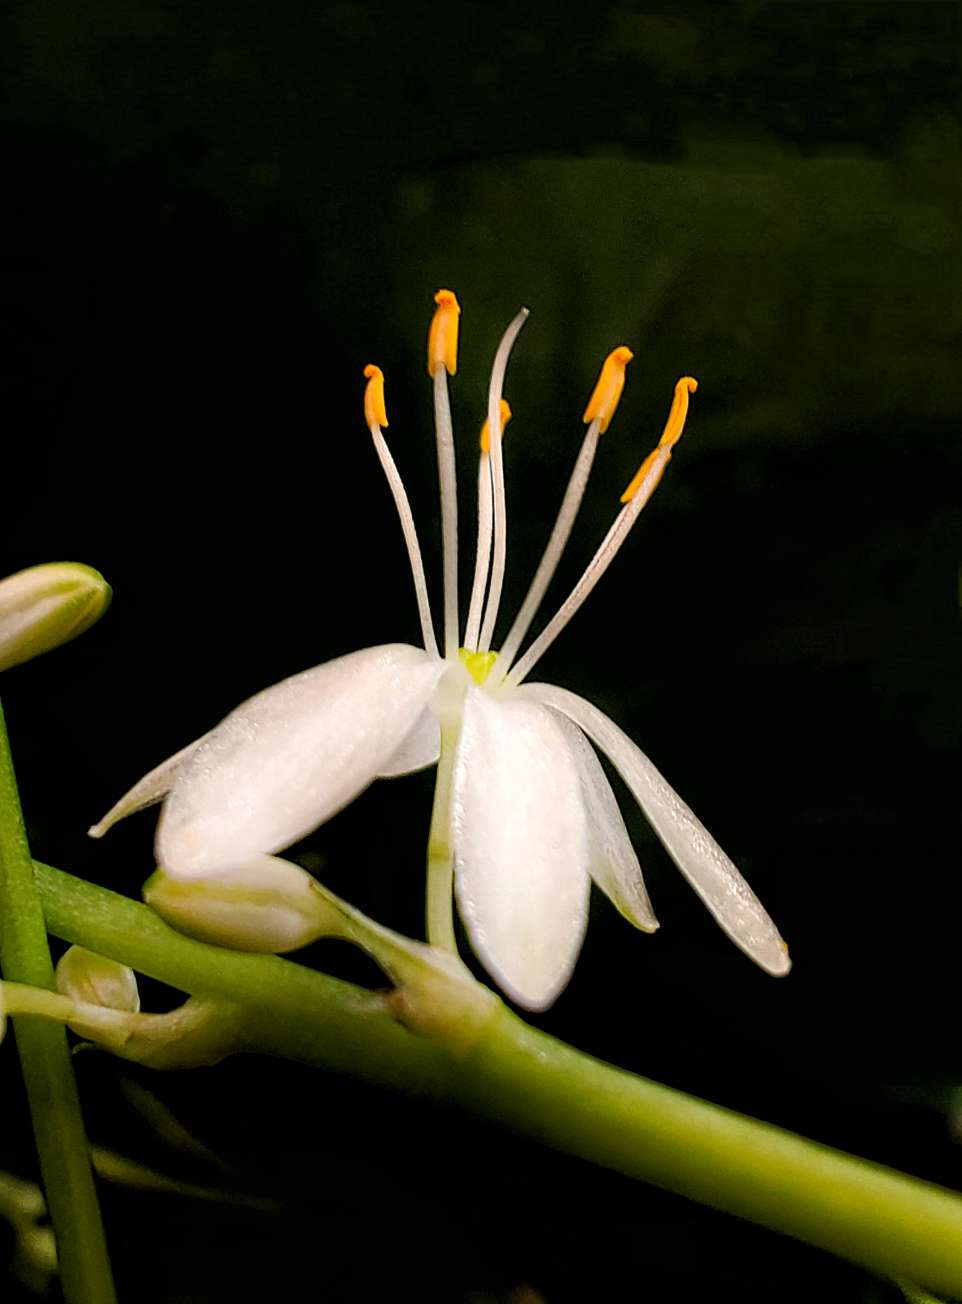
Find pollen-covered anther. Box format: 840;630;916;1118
480;399;512;453
658;375;698;450
427;288;461;377
620;375;698;503
363;364;388;427
620;449;662;504
582;346;634;433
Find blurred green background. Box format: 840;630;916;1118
1;2;959;1300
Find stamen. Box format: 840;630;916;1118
497;350;633;675
477;308;530;653
505;376;697;687
428;290;462;657
582;346;634;432
464;401;511;651
364;365;439;658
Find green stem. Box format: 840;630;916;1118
0;705;117;1304
425;719;459;952
33;860;962;1297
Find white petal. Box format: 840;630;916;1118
520;684;790;976
452;687;590;1011
377;708;440;777
550;713;658;933
88;738;205;839
158;644;446;878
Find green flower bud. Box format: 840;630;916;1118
0;562;111;672
143;855;330;953
55;946;140;1013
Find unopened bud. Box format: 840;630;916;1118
0;562;111;672
143;855;331;953
55;946;140;1013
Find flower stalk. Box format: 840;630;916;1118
0;705;117;1304
425;681;466;952
32;858;962;1298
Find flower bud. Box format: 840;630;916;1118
55;946;140;1013
143;855;330;953
0;562;111;672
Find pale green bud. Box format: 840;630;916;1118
0;562;111;672
143;855;330;953
55;946;140;1013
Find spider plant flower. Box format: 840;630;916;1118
90;291;789;1010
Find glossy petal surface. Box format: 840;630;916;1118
378;707;441;777
522;683;790;976
452;687;590;1011
552;712;658;933
158;644;446;877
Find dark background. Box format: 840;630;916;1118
1;2;959;1300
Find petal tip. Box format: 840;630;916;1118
498;974;566;1014
767;941;792;977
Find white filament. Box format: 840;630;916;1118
496;419;601;677
504;446;672;686
433;367;460;657
477;308;530;653
463;452;493;651
368;422;439;658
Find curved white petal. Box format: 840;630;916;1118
452;687;590;1011
158;644;447;878
88;737;206;839
520;683;790;976
377;708;441;778
551;713;658;933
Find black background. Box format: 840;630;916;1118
1;3;960;1300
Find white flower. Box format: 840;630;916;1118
90;290;789;1011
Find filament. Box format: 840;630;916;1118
365;402;439;656
477;308;530;652
505;377;696;686
433;366;460;657
463;451;493;651
496;419;601;676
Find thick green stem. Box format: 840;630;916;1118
32;860;962;1297
0;706;117;1304
461;1012;962;1295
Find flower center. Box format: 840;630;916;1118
458;647;499;686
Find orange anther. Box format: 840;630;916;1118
620;448;665;504
619;376;697;502
363;364;388;428
658;376;698;450
427;289;461;377
480;399;512;453
582;346;634;433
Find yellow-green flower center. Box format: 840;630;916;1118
458;648;498;686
